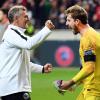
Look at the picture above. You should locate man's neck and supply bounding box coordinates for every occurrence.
[78,24,90,36]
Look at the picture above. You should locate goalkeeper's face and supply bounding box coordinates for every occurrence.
[66,14,79,35]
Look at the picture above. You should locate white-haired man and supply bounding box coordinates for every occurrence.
[0,5,55,100]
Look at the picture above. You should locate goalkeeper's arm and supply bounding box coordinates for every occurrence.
[72,61,94,83]
[60,61,95,90]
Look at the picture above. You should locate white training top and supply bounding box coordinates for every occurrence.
[0,24,51,96]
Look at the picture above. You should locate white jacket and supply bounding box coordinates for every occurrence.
[0,24,51,96]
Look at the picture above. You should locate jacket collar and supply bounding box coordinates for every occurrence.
[8,24,26,33]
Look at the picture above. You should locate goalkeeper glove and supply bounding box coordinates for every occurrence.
[53,80,66,95]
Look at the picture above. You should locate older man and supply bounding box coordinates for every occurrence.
[0,5,55,100]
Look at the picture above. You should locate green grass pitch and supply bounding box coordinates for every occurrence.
[31,67,82,100]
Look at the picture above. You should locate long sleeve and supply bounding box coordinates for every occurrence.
[3,26,51,49]
[72,62,95,83]
[29,62,43,73]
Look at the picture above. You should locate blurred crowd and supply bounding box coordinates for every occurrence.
[0,0,100,29]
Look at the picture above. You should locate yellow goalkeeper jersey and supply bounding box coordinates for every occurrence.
[79,27,100,96]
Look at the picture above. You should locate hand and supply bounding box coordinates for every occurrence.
[53,80,75,95]
[45,20,55,30]
[53,80,66,95]
[43,63,52,73]
[60,80,75,90]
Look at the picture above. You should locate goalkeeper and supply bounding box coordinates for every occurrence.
[54,5,100,100]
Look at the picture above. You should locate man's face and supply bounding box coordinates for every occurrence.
[16,10,29,29]
[66,14,79,35]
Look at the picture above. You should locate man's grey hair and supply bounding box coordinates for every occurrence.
[8,5,27,23]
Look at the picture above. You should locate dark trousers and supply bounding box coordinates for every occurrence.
[1,92,31,100]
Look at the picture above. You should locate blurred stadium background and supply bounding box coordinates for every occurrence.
[0,0,100,100]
